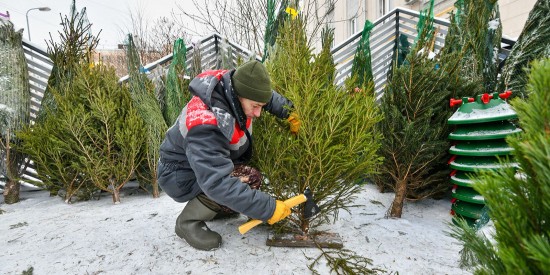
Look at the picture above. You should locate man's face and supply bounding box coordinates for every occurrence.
[239,97,265,118]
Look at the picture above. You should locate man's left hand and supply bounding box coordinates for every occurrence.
[287,112,300,134]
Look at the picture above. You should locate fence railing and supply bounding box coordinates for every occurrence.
[118,33,257,83]
[331,7,515,102]
[6,7,516,188]
[22,40,54,123]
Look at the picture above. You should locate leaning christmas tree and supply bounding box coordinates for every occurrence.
[254,15,382,234]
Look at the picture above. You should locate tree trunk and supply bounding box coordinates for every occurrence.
[151,178,159,198]
[3,178,20,204]
[112,189,121,204]
[300,216,310,234]
[389,179,407,218]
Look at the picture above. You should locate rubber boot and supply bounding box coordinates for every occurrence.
[175,197,222,251]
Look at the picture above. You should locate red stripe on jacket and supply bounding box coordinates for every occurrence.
[186,96,252,145]
[186,96,217,129]
[196,69,228,80]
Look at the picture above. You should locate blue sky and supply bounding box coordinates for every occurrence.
[0,0,199,50]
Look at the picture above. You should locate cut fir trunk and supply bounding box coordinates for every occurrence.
[3,178,20,204]
[389,179,408,218]
[151,178,159,198]
[112,189,121,204]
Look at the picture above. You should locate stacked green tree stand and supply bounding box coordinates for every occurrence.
[447,91,520,225]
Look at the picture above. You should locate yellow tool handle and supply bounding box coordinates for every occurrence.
[238,194,307,235]
[238,220,263,235]
[282,194,307,208]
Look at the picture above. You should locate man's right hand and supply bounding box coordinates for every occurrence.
[267,200,291,224]
[287,112,300,134]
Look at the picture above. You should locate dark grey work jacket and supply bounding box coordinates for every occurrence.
[159,69,292,221]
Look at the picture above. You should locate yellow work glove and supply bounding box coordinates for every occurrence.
[267,200,292,225]
[287,112,300,134]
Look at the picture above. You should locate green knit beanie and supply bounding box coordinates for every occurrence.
[232,60,272,103]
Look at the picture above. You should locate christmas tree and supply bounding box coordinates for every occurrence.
[19,63,145,203]
[451,58,550,274]
[125,34,167,198]
[440,0,502,95]
[374,6,464,217]
[163,38,190,125]
[16,4,101,200]
[254,15,382,234]
[0,19,30,204]
[39,0,99,121]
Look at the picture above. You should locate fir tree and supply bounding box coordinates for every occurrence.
[19,63,145,203]
[374,9,462,217]
[125,34,167,198]
[256,14,382,274]
[18,3,100,199]
[40,0,100,121]
[451,58,550,274]
[256,16,382,234]
[163,38,190,125]
[440,0,502,95]
[0,19,30,204]
[350,21,374,89]
[498,0,550,99]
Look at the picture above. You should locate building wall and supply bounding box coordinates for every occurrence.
[499,0,537,38]
[316,0,537,50]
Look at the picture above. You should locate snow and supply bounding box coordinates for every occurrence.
[0,183,472,274]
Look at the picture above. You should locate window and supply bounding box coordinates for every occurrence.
[350,17,357,35]
[378,0,394,17]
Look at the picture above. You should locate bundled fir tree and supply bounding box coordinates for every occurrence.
[373,8,464,217]
[125,34,167,198]
[255,16,382,234]
[262,0,289,62]
[0,19,30,204]
[440,0,502,95]
[451,58,550,274]
[350,20,374,89]
[162,38,190,125]
[498,0,550,99]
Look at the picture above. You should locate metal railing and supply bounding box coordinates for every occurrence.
[118,33,258,83]
[331,7,515,101]
[22,40,53,123]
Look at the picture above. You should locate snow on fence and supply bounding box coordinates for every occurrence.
[6,7,516,188]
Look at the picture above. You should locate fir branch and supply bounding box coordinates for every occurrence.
[306,243,383,275]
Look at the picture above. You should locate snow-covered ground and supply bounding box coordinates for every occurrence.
[1,183,471,274]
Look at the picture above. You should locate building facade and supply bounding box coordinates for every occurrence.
[310,0,536,50]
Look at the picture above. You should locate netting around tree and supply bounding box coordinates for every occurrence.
[164,38,188,125]
[262,0,290,62]
[0,19,30,202]
[0,19,29,140]
[351,20,374,88]
[414,0,434,45]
